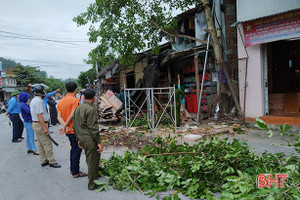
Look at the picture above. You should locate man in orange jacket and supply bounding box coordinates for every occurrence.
[57,82,87,178]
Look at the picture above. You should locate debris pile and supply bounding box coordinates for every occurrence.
[100,127,155,149]
[98,90,123,122]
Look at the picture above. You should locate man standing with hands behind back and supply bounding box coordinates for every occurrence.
[57,82,87,178]
[73,89,104,190]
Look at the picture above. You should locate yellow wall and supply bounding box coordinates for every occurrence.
[118,57,147,89]
[119,70,126,88]
[134,58,147,84]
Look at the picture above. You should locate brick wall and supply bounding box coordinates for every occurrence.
[223,0,238,80]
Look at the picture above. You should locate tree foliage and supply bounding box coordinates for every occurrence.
[85,46,115,69]
[34,70,47,78]
[2,57,65,92]
[73,0,201,65]
[98,134,300,199]
[13,64,45,86]
[77,68,97,88]
[63,78,77,83]
[44,77,65,93]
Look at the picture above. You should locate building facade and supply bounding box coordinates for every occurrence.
[236,0,300,124]
[0,63,18,101]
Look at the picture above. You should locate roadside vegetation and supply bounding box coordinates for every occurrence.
[96,120,300,199]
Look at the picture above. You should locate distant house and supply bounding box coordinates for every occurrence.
[0,68,19,101]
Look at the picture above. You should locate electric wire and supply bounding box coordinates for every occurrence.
[0,31,91,49]
[0,30,89,42]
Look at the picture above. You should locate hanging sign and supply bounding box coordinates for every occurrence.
[243,10,300,47]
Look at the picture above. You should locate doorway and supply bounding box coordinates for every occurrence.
[267,39,300,116]
[126,72,135,88]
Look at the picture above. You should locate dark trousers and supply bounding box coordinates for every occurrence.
[9,114,24,142]
[66,134,82,175]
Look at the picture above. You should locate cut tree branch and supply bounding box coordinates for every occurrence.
[145,151,205,157]
[149,20,207,44]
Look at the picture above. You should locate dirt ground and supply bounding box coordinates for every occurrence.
[99,115,300,158]
[100,118,264,148]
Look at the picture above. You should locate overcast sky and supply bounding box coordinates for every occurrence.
[0,0,97,80]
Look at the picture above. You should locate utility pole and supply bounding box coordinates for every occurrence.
[95,62,101,94]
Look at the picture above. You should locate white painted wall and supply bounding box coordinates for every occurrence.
[237,0,300,22]
[237,25,264,118]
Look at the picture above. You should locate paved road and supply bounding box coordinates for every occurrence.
[220,127,299,156]
[0,113,166,200]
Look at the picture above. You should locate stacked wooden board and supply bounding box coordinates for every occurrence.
[98,90,123,122]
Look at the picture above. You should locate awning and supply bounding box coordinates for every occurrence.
[1,87,16,92]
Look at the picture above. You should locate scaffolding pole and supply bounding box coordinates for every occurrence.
[125,86,176,137]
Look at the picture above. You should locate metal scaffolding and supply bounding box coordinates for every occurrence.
[124,86,176,137]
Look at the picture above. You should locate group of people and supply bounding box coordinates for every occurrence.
[6,82,103,190]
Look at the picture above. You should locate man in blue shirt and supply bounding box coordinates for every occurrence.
[6,90,24,143]
[43,88,61,110]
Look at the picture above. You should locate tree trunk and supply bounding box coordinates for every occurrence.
[203,0,242,116]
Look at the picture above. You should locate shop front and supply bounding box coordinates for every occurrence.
[238,9,300,125]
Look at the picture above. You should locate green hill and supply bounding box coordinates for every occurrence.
[0,57,19,68]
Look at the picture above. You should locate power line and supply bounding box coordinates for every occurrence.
[0,31,92,49]
[0,30,89,42]
[3,57,91,67]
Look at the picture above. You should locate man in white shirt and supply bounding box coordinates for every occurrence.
[30,84,61,168]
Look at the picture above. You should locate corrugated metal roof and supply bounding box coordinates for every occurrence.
[98,59,125,78]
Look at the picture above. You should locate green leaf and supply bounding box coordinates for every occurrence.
[266,195,275,200]
[225,176,239,182]
[191,163,201,173]
[279,123,290,136]
[255,118,270,130]
[285,164,296,172]
[238,185,248,193]
[267,130,273,138]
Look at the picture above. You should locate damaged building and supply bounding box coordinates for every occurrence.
[98,0,239,120]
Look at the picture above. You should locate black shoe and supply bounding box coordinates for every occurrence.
[19,137,25,139]
[12,140,22,143]
[41,161,49,167]
[33,151,39,155]
[49,163,61,168]
[27,150,33,154]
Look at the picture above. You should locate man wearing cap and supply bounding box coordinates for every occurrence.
[30,84,61,168]
[7,90,24,143]
[85,83,91,89]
